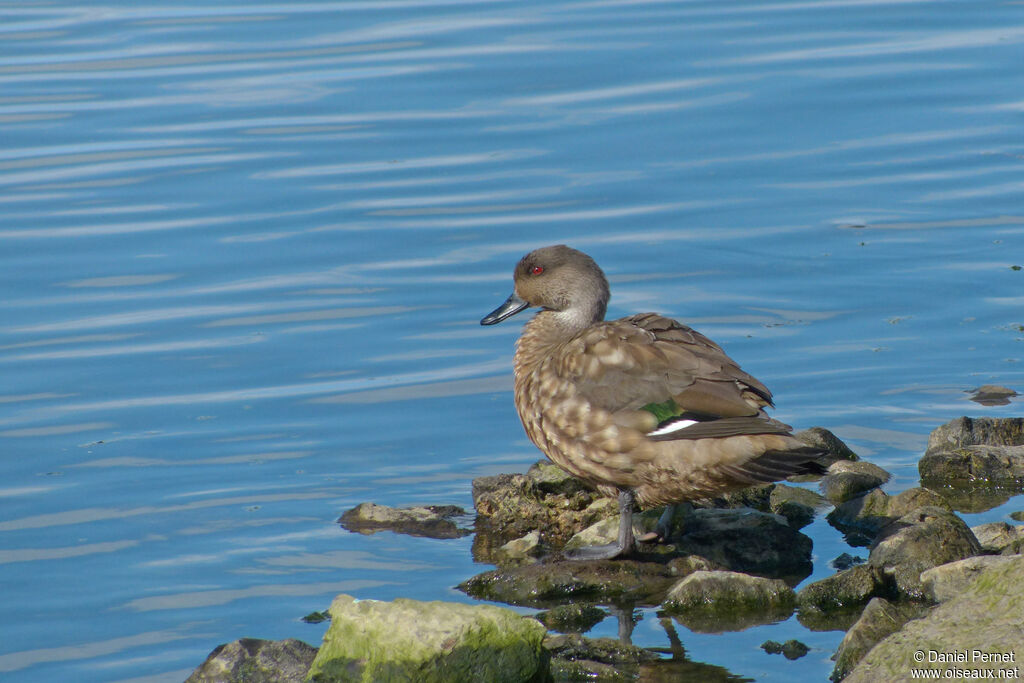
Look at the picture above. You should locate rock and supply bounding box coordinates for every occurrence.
[968,385,1017,406]
[868,506,982,600]
[458,559,678,608]
[544,633,657,681]
[926,416,1024,451]
[472,462,613,551]
[662,570,795,633]
[1010,510,1024,522]
[535,604,607,634]
[797,564,888,613]
[338,502,471,539]
[919,554,1023,602]
[498,531,544,562]
[769,483,827,529]
[843,556,1024,682]
[675,508,814,581]
[827,487,951,546]
[970,521,1024,553]
[831,598,928,681]
[830,553,866,571]
[819,461,890,504]
[186,638,317,683]
[307,594,549,683]
[703,483,774,513]
[794,426,860,463]
[761,639,810,660]
[920,417,1024,486]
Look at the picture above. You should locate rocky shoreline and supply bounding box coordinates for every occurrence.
[187,416,1024,682]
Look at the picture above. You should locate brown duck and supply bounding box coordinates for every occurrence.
[481,245,824,560]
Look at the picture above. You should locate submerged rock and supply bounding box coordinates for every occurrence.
[761,639,810,660]
[458,559,678,608]
[868,506,982,600]
[830,553,866,571]
[544,633,658,681]
[535,604,607,634]
[843,556,1024,682]
[827,487,951,546]
[831,598,928,681]
[186,638,317,683]
[662,570,795,633]
[819,461,891,504]
[307,594,549,683]
[968,385,1017,406]
[339,502,471,539]
[970,521,1024,554]
[919,554,1023,603]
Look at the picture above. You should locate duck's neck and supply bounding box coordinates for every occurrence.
[514,307,603,373]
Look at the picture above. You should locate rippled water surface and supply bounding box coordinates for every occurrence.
[3,1,1024,681]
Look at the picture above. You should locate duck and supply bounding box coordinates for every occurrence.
[481,245,824,560]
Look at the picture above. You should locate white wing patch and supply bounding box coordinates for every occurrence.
[647,419,698,438]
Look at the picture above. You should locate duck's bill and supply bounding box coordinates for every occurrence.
[480,293,530,325]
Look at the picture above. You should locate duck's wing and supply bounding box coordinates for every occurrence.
[558,312,789,440]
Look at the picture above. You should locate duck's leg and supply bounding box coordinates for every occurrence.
[636,502,691,543]
[563,489,636,560]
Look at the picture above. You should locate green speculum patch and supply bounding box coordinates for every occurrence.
[640,398,682,424]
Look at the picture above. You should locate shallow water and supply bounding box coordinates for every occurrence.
[2,1,1024,681]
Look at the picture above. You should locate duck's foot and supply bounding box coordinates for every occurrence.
[563,489,636,561]
[636,503,687,543]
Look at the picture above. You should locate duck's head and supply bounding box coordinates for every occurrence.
[480,245,610,329]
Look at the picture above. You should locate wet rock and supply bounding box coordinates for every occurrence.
[535,604,607,634]
[498,531,544,563]
[794,426,860,463]
[843,556,1024,683]
[544,633,657,682]
[970,521,1024,554]
[920,416,1024,486]
[868,506,982,600]
[831,598,928,681]
[662,570,795,633]
[677,508,814,581]
[819,461,890,504]
[186,638,317,683]
[307,594,549,683]
[472,462,613,550]
[338,502,471,539]
[1010,510,1024,522]
[769,483,827,529]
[761,639,810,660]
[703,483,774,513]
[920,554,1023,603]
[830,553,866,571]
[796,564,889,613]
[968,385,1017,407]
[458,559,678,608]
[827,487,951,546]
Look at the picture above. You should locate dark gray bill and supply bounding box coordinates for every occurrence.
[480,292,529,325]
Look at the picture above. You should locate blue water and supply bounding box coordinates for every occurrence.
[2,1,1024,681]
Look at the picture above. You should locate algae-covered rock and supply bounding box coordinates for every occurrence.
[662,570,795,632]
[827,487,951,546]
[339,502,471,539]
[868,506,982,600]
[769,483,827,529]
[307,594,549,683]
[472,462,612,550]
[831,598,928,681]
[926,416,1024,451]
[919,554,1023,603]
[186,638,317,683]
[796,564,888,613]
[535,604,607,634]
[843,556,1024,683]
[458,559,677,608]
[497,531,544,563]
[819,461,890,504]
[544,633,658,681]
[920,417,1024,486]
[761,639,810,660]
[970,521,1024,554]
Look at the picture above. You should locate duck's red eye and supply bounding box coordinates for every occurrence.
[531,266,544,275]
